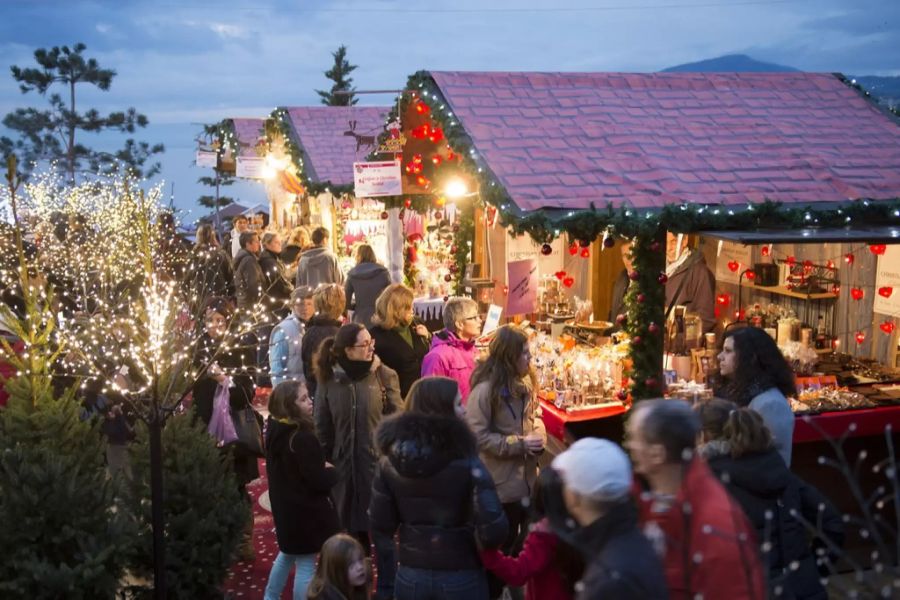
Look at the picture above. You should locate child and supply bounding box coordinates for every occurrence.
[307,533,370,600]
[480,471,583,600]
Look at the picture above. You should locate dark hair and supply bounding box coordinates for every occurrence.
[307,533,368,600]
[268,380,313,430]
[204,296,234,320]
[721,327,795,406]
[634,399,700,464]
[314,323,365,384]
[405,377,459,417]
[312,226,330,246]
[470,325,534,415]
[194,223,219,248]
[239,230,258,249]
[696,399,773,458]
[234,215,248,224]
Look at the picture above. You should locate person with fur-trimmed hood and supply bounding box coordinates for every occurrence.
[370,376,508,600]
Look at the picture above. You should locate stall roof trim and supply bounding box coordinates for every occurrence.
[229,118,266,158]
[428,71,900,213]
[703,226,900,245]
[283,106,390,186]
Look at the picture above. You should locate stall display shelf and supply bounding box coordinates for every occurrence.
[539,397,626,442]
[793,404,900,443]
[751,283,836,301]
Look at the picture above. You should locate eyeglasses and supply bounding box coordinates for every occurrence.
[352,339,375,348]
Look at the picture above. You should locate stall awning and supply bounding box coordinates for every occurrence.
[702,226,900,245]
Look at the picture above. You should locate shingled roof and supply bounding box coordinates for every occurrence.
[283,106,389,186]
[428,71,900,213]
[229,118,266,157]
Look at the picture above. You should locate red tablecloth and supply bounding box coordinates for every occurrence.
[540,398,627,442]
[793,404,900,443]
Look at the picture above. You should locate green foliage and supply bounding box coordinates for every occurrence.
[623,232,666,399]
[196,122,235,211]
[1,43,164,182]
[124,413,249,598]
[0,384,132,598]
[316,45,358,106]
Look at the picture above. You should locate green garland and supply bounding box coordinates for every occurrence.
[622,231,666,399]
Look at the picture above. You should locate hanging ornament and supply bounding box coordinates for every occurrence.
[745,270,756,281]
[433,210,443,220]
[727,261,740,272]
[761,245,770,257]
[540,243,553,256]
[869,244,887,255]
[617,389,629,402]
[844,253,855,265]
[878,286,894,298]
[562,276,575,288]
[404,198,412,209]
[603,236,616,249]
[450,245,458,254]
[554,270,566,281]
[880,320,896,335]
[648,322,660,335]
[568,243,578,256]
[615,313,627,325]
[414,101,430,115]
[632,335,642,346]
[580,247,590,258]
[657,272,668,285]
[716,293,730,306]
[636,293,646,304]
[855,331,866,345]
[786,256,796,266]
[578,239,591,248]
[628,270,640,281]
[444,274,453,282]
[449,264,459,274]
[380,211,389,220]
[649,241,661,252]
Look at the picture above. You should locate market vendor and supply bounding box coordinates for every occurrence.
[665,233,716,333]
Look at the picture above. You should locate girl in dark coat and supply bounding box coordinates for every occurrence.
[264,380,340,600]
[307,533,370,600]
[696,399,844,599]
[301,283,345,398]
[368,283,430,399]
[345,244,390,329]
[369,376,508,600]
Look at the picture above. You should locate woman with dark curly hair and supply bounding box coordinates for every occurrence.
[717,326,796,465]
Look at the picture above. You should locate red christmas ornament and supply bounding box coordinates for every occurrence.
[450,245,458,254]
[444,274,453,282]
[716,293,730,306]
[761,245,770,257]
[449,264,459,274]
[541,244,553,256]
[617,389,629,402]
[870,244,887,255]
[580,247,590,258]
[727,261,739,272]
[431,155,442,165]
[603,236,616,249]
[404,198,412,209]
[632,336,642,346]
[562,276,575,288]
[636,293,646,304]
[414,101,430,114]
[433,210,443,220]
[568,243,578,256]
[649,241,661,252]
[615,313,627,325]
[745,270,756,281]
[644,377,659,389]
[786,256,796,266]
[628,270,640,281]
[380,211,389,220]
[452,223,460,233]
[844,253,855,265]
[878,286,894,298]
[855,331,866,345]
[648,322,660,335]
[554,270,566,281]
[880,320,896,335]
[657,272,668,285]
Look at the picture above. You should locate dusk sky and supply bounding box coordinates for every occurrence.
[1,0,897,223]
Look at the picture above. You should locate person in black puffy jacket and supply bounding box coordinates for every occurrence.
[369,376,508,600]
[696,399,844,599]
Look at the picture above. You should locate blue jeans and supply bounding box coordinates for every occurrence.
[394,566,489,600]
[264,551,316,600]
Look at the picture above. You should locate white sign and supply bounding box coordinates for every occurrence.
[196,150,217,168]
[481,304,503,337]
[236,156,266,179]
[714,241,754,285]
[874,245,900,317]
[353,160,402,197]
[506,234,564,279]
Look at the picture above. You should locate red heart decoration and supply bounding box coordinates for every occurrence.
[580,247,590,258]
[855,331,866,344]
[844,253,855,265]
[554,270,566,280]
[786,256,796,266]
[870,244,887,255]
[727,261,739,272]
[761,245,770,257]
[568,244,578,256]
[716,293,730,306]
[880,321,896,335]
[851,288,864,300]
[562,276,575,288]
[878,287,893,298]
[746,270,756,281]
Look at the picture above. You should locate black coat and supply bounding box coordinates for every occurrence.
[301,316,342,398]
[369,411,508,571]
[264,417,340,554]
[705,445,843,599]
[184,246,235,300]
[259,248,293,317]
[573,501,669,600]
[369,324,430,399]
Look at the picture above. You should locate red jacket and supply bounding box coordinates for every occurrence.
[480,519,572,600]
[635,458,766,600]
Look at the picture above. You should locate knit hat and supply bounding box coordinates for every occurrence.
[552,437,632,501]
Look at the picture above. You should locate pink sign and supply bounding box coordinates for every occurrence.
[506,259,538,315]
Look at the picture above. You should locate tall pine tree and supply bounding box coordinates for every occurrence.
[316,45,358,106]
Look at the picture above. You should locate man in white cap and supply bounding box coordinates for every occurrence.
[551,437,668,599]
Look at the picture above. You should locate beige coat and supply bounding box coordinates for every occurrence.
[466,379,546,503]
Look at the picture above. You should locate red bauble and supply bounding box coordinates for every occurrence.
[761,245,770,257]
[615,313,627,325]
[433,210,443,220]
[580,247,590,258]
[443,295,449,302]
[870,244,887,255]
[649,241,661,252]
[657,272,668,284]
[562,276,575,288]
[786,256,796,266]
[450,245,458,254]
[716,293,730,306]
[628,270,640,281]
[452,223,460,233]
[727,260,739,272]
[603,236,616,249]
[844,253,855,265]
[878,286,893,298]
[636,293,646,304]
[644,377,659,389]
[404,198,412,208]
[632,335,642,345]
[880,320,896,334]
[541,243,553,256]
[617,389,629,401]
[855,331,866,345]
[444,274,453,282]
[568,243,578,256]
[380,211,389,220]
[745,270,756,281]
[449,264,459,274]
[648,322,660,334]
[851,288,864,300]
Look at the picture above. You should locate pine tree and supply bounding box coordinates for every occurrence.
[316,45,358,106]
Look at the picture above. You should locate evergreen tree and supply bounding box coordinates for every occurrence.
[316,45,358,106]
[1,43,164,182]
[124,413,250,598]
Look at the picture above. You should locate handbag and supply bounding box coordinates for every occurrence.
[207,381,238,447]
[231,404,265,457]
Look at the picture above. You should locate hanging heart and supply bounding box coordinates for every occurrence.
[562,276,575,288]
[727,261,739,272]
[746,270,756,281]
[855,331,866,345]
[761,245,770,257]
[568,243,578,256]
[786,256,796,266]
[878,287,893,298]
[880,320,896,335]
[844,253,855,265]
[580,247,590,258]
[554,270,566,281]
[716,293,730,306]
[869,244,887,255]
[851,288,864,300]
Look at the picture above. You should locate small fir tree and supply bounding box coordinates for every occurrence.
[316,45,358,106]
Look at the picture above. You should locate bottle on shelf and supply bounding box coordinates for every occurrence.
[815,315,826,349]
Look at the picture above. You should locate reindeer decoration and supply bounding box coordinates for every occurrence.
[343,120,376,152]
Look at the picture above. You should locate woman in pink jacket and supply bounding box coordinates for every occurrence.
[420,296,481,403]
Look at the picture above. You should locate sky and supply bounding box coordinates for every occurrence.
[0,0,897,223]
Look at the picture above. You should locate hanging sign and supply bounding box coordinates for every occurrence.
[481,304,503,337]
[236,156,266,179]
[714,241,753,285]
[506,258,539,316]
[873,245,900,317]
[353,160,402,197]
[196,150,218,168]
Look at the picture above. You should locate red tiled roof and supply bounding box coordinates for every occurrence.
[284,106,389,186]
[428,71,900,212]
[230,118,266,157]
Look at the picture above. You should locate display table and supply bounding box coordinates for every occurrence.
[793,404,900,443]
[540,398,627,442]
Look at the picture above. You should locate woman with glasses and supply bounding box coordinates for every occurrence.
[313,322,402,595]
[466,325,547,600]
[421,296,482,403]
[369,284,431,399]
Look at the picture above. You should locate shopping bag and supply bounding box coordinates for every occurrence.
[207,382,238,446]
[231,405,265,457]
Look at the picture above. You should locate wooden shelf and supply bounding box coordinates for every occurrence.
[749,284,836,300]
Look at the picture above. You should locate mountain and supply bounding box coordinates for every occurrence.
[849,76,900,109]
[662,54,798,73]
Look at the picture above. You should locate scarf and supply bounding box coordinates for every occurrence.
[396,325,413,348]
[337,355,374,382]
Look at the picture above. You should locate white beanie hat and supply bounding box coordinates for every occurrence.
[552,437,632,501]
